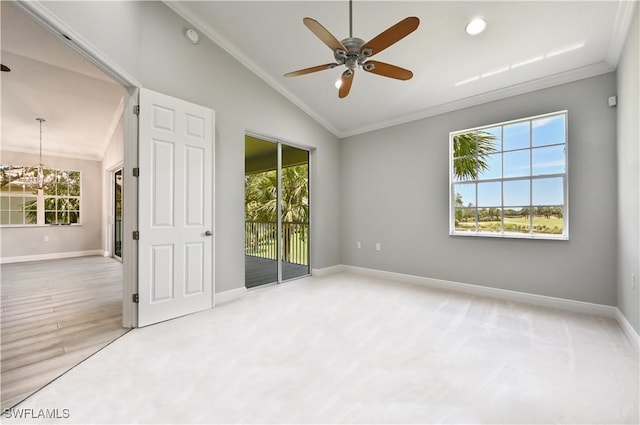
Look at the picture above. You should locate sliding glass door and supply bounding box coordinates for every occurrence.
[245,137,278,287]
[280,145,309,280]
[244,136,309,288]
[114,168,123,260]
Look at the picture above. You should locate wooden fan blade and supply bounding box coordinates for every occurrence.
[284,63,338,77]
[339,70,354,98]
[303,18,346,53]
[361,17,419,57]
[363,61,413,80]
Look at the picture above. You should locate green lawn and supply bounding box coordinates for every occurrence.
[505,216,562,227]
[457,215,563,234]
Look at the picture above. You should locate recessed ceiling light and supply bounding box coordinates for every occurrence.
[334,78,343,89]
[465,18,486,36]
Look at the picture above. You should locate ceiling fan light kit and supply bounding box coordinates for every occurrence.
[284,0,420,98]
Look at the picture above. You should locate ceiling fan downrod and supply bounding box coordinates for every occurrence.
[336,1,368,71]
[283,0,420,98]
[349,0,353,38]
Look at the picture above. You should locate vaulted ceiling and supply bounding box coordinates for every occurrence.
[168,1,635,137]
[1,1,124,161]
[1,1,635,161]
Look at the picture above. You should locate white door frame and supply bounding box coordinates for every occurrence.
[245,131,313,285]
[106,163,124,261]
[17,1,141,327]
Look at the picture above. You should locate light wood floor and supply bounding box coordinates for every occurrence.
[0,256,129,410]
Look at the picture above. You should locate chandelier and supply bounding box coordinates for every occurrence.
[20,118,47,190]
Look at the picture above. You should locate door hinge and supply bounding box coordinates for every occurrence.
[132,293,139,303]
[133,105,140,115]
[133,230,139,240]
[132,167,140,177]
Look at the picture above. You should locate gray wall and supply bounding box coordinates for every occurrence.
[616,7,640,333]
[40,1,341,293]
[340,73,618,306]
[0,150,102,258]
[25,2,633,316]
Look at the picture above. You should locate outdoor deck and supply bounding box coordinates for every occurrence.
[245,255,309,288]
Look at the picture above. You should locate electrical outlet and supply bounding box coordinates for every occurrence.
[356,241,361,249]
[375,243,381,251]
[44,236,49,242]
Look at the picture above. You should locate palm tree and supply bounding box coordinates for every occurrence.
[245,170,278,222]
[453,131,498,180]
[245,164,308,263]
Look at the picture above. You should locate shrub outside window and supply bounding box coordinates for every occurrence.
[43,169,81,224]
[450,111,568,239]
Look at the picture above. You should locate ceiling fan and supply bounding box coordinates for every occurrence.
[284,0,419,98]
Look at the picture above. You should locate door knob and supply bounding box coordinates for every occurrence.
[205,230,213,236]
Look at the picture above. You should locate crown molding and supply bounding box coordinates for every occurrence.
[338,61,615,138]
[163,1,625,141]
[164,1,342,138]
[606,0,637,67]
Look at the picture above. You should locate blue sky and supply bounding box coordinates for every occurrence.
[454,113,566,209]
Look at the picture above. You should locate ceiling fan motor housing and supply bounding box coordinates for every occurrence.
[285,14,419,97]
[335,37,370,70]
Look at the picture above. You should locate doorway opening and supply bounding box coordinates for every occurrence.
[0,1,137,410]
[113,167,123,261]
[245,135,310,288]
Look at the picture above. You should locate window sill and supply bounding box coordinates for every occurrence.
[0,224,82,229]
[450,231,568,241]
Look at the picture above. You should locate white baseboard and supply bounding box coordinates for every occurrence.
[215,287,247,306]
[312,264,346,277]
[318,265,639,351]
[615,308,640,351]
[0,250,105,264]
[342,265,618,319]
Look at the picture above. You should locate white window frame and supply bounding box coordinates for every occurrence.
[43,169,82,226]
[449,110,569,240]
[0,188,38,226]
[0,166,82,227]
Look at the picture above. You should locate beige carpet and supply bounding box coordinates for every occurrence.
[3,272,638,424]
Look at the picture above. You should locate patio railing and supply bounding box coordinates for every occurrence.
[245,221,309,265]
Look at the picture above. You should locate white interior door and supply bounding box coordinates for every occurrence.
[138,88,214,327]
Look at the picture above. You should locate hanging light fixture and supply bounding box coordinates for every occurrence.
[18,118,47,190]
[34,118,46,189]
